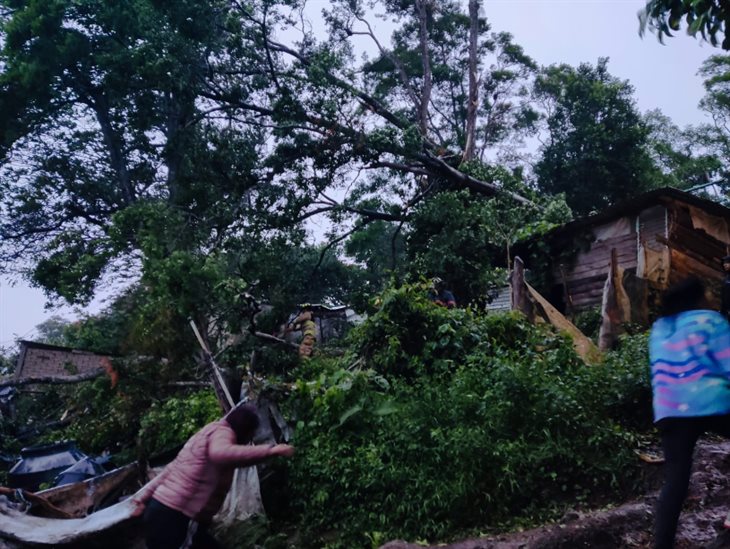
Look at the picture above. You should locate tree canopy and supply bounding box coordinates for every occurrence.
[534,58,658,216]
[640,0,730,49]
[0,0,724,352]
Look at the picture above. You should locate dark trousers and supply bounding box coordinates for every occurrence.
[143,498,222,549]
[655,414,730,549]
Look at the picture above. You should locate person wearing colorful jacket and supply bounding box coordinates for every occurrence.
[132,404,294,549]
[649,276,730,549]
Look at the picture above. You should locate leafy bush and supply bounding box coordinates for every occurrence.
[56,358,217,463]
[283,286,652,547]
[573,307,602,340]
[138,390,221,457]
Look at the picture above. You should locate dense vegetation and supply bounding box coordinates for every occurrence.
[283,286,652,547]
[0,0,727,546]
[1,284,654,548]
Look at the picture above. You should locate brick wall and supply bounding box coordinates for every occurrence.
[15,344,106,380]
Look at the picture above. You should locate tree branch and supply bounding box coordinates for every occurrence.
[0,370,105,388]
[419,150,538,207]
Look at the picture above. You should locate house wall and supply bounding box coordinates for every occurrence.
[666,202,727,304]
[549,199,730,314]
[552,216,640,311]
[15,345,106,380]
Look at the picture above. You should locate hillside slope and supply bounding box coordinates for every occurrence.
[383,439,730,549]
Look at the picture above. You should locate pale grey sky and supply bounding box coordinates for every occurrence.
[0,0,721,348]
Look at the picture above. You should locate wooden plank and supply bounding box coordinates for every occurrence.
[510,256,533,321]
[525,283,602,365]
[598,249,626,350]
[669,224,726,260]
[668,249,723,284]
[0,487,71,519]
[559,255,636,281]
[567,275,610,290]
[189,320,235,412]
[556,246,637,278]
[657,235,723,276]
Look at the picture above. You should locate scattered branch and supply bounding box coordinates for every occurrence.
[0,370,105,388]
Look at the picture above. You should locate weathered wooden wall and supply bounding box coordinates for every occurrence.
[666,202,726,304]
[550,198,730,314]
[552,218,639,311]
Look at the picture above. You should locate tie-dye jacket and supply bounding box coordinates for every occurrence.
[649,309,730,422]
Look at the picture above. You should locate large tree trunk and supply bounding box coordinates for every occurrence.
[0,370,105,388]
[416,0,433,137]
[463,0,480,162]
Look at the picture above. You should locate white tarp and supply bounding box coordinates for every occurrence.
[0,496,135,545]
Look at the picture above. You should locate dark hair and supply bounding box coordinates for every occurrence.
[225,404,260,444]
[659,276,706,317]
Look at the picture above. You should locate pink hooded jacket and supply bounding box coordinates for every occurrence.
[133,420,274,522]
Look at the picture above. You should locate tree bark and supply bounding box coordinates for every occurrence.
[416,0,433,137]
[463,0,480,162]
[90,93,136,205]
[0,370,105,388]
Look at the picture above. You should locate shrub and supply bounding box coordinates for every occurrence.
[138,390,221,457]
[284,289,651,547]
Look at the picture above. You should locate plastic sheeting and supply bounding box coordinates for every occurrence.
[214,466,264,526]
[0,495,136,545]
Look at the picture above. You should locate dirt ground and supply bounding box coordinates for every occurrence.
[382,439,730,549]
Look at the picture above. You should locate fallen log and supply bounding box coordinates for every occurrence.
[0,370,104,388]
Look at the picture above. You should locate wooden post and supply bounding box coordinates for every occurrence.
[510,256,534,322]
[559,264,574,320]
[598,249,625,351]
[189,320,235,412]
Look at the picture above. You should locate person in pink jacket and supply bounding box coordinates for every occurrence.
[132,404,294,549]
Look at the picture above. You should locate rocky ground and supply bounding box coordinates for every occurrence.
[382,439,730,549]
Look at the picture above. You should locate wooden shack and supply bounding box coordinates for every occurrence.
[526,187,730,317]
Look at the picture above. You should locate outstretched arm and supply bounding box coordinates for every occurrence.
[208,428,294,466]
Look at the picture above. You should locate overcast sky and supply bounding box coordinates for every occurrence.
[0,0,721,349]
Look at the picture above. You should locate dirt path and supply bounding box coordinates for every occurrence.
[382,439,730,549]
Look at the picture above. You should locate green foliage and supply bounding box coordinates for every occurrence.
[284,290,651,547]
[406,191,505,306]
[63,289,143,355]
[0,345,16,376]
[138,390,220,457]
[573,307,603,341]
[599,333,653,431]
[640,0,730,49]
[535,58,659,216]
[56,357,195,462]
[32,315,71,346]
[644,109,723,188]
[345,220,406,308]
[405,164,572,306]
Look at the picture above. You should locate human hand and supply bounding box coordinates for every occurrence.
[269,444,295,458]
[130,499,146,517]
